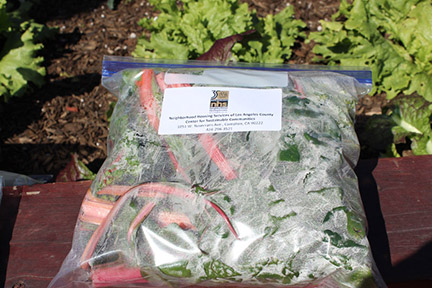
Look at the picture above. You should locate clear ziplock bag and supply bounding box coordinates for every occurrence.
[49,56,385,288]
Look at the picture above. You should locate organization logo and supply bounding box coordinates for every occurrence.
[210,90,229,111]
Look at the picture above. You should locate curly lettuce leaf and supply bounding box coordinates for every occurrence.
[231,5,306,63]
[0,0,8,32]
[133,0,305,63]
[390,96,432,155]
[0,0,51,101]
[309,0,432,101]
[134,0,253,59]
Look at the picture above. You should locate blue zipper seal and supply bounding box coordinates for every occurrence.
[102,56,372,85]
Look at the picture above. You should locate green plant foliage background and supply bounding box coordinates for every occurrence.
[309,0,432,102]
[0,0,52,102]
[309,0,432,156]
[133,0,306,63]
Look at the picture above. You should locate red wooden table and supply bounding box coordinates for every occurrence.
[1,156,432,287]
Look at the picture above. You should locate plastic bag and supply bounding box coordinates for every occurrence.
[0,170,45,186]
[0,175,3,206]
[50,57,385,288]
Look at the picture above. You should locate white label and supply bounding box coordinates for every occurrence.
[158,87,282,135]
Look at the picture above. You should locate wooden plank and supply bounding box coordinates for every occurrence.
[11,182,89,244]
[373,156,432,262]
[4,181,91,288]
[5,242,73,288]
[371,156,432,284]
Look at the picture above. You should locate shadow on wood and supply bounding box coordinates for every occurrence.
[0,187,22,287]
[390,241,432,282]
[355,158,393,279]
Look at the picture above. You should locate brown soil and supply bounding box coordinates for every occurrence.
[0,0,386,178]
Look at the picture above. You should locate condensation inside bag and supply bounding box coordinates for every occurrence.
[49,64,386,288]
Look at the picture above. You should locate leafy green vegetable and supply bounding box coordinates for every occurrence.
[323,230,365,248]
[307,187,343,199]
[249,257,299,284]
[133,0,305,63]
[270,212,297,222]
[231,5,306,63]
[323,206,366,239]
[359,96,432,157]
[357,114,396,157]
[269,199,285,206]
[348,269,376,288]
[267,184,276,192]
[55,153,96,182]
[202,259,240,280]
[107,0,116,10]
[309,0,432,101]
[323,254,353,271]
[304,132,326,146]
[389,96,432,155]
[0,0,52,101]
[310,0,432,156]
[158,261,192,278]
[255,272,283,281]
[278,144,300,162]
[264,212,297,238]
[293,108,321,118]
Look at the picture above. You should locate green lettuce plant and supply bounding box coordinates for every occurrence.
[309,0,432,101]
[359,96,432,157]
[309,0,432,156]
[0,0,51,102]
[133,0,305,63]
[389,96,432,156]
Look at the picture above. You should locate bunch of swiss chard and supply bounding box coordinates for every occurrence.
[49,63,384,287]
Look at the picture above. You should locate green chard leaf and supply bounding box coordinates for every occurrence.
[304,132,326,146]
[323,206,366,239]
[159,261,192,278]
[202,259,240,280]
[279,144,300,162]
[323,230,365,248]
[267,184,276,192]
